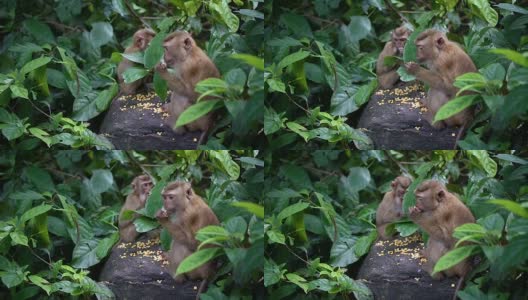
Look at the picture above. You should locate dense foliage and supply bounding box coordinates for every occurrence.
[0,0,263,150]
[264,150,528,299]
[264,0,528,150]
[0,150,264,299]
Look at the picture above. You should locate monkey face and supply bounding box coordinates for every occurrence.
[162,32,194,66]
[134,29,155,50]
[393,35,408,53]
[161,182,193,213]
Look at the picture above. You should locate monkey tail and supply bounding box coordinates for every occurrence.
[195,278,208,300]
[453,120,468,149]
[452,274,465,300]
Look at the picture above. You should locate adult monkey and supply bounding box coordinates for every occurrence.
[405,29,477,129]
[376,175,412,239]
[409,180,475,300]
[117,29,156,94]
[376,25,412,89]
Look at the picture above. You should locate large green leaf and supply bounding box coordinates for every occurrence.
[433,245,478,274]
[174,100,223,127]
[20,57,52,75]
[433,95,478,122]
[176,247,222,275]
[20,204,52,223]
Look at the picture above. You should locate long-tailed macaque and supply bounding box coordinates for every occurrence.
[405,29,477,129]
[376,25,411,89]
[376,176,412,239]
[119,174,153,242]
[155,181,219,282]
[117,29,156,94]
[155,31,220,140]
[408,180,475,280]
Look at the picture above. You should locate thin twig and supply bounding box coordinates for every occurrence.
[124,0,151,29]
[383,0,411,25]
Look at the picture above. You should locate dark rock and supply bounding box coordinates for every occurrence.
[99,91,202,150]
[358,81,460,150]
[357,234,458,300]
[99,235,200,300]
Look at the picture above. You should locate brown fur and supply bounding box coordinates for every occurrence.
[405,29,477,129]
[409,180,475,279]
[155,181,219,282]
[118,175,153,242]
[155,32,220,137]
[376,176,412,239]
[376,25,411,89]
[117,29,156,94]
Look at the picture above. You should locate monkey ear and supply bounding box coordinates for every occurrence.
[437,190,446,201]
[435,37,445,48]
[184,38,192,50]
[391,180,397,188]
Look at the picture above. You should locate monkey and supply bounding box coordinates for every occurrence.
[155,181,220,284]
[376,25,412,89]
[376,175,412,239]
[405,29,477,129]
[117,29,156,94]
[408,180,475,280]
[155,31,220,143]
[118,174,153,242]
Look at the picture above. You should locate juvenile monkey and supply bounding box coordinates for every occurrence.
[155,181,219,282]
[117,29,156,94]
[405,29,477,129]
[409,180,475,280]
[155,31,220,140]
[376,25,411,89]
[118,174,153,242]
[376,176,412,239]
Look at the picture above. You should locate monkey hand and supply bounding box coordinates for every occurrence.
[409,205,422,217]
[404,62,420,75]
[156,208,168,219]
[155,62,168,73]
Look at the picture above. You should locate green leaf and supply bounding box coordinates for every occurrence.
[231,202,264,218]
[264,107,285,135]
[176,247,222,275]
[20,204,52,223]
[209,151,240,180]
[278,51,310,70]
[90,169,114,194]
[10,231,29,246]
[175,100,223,128]
[280,13,313,38]
[28,275,51,295]
[122,67,149,84]
[488,199,528,218]
[490,49,528,67]
[144,33,164,69]
[29,127,51,147]
[433,245,478,274]
[395,222,419,237]
[266,78,286,93]
[467,150,497,177]
[467,0,498,26]
[496,3,528,14]
[433,95,478,122]
[153,72,168,100]
[121,52,144,64]
[209,0,239,32]
[285,273,309,293]
[24,19,55,44]
[347,16,372,43]
[24,166,55,192]
[403,31,420,62]
[231,53,264,71]
[71,239,99,268]
[10,85,29,99]
[277,202,309,222]
[286,122,310,142]
[90,22,113,48]
[134,217,159,233]
[20,57,52,75]
[266,230,286,244]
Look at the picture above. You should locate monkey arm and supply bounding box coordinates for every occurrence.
[412,67,454,93]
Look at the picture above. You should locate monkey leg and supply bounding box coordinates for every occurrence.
[119,224,138,243]
[120,81,142,95]
[425,89,449,129]
[378,70,400,89]
[167,241,193,282]
[377,223,388,240]
[186,261,215,280]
